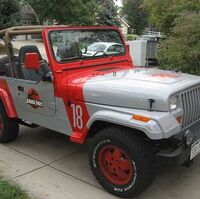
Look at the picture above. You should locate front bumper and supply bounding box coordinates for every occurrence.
[157,121,200,166]
[158,144,191,166]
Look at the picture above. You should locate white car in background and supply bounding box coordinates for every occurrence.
[138,34,166,42]
[139,35,158,41]
[82,42,125,57]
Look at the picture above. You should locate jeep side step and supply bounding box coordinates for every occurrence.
[18,119,38,128]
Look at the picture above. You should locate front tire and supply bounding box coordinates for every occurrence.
[0,103,19,143]
[89,127,157,198]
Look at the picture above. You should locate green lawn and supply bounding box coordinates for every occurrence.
[0,179,30,199]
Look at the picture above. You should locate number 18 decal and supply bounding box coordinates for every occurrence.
[71,104,83,129]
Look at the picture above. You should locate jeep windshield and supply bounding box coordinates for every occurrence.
[49,29,126,62]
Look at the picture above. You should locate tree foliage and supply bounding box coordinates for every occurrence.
[26,0,97,25]
[96,0,120,26]
[122,0,148,35]
[24,0,122,26]
[0,0,21,30]
[143,0,200,34]
[158,12,200,75]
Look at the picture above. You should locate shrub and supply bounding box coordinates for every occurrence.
[158,12,200,75]
[126,34,138,41]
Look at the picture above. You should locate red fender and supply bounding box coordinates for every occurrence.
[0,79,17,118]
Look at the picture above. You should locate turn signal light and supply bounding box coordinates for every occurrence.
[132,115,151,123]
[176,116,182,124]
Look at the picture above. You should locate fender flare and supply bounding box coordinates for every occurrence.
[0,87,17,118]
[86,110,164,140]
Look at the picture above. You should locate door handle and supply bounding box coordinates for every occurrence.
[18,86,24,92]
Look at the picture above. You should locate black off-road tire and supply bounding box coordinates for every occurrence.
[89,126,157,198]
[0,103,19,143]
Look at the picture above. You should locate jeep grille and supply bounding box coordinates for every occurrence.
[181,85,200,129]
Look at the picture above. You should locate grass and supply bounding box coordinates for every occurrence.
[0,179,30,199]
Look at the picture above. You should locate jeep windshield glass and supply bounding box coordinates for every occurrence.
[49,29,126,62]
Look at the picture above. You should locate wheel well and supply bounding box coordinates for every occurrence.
[87,120,149,140]
[0,98,4,105]
[0,98,5,110]
[0,95,17,118]
[0,98,11,117]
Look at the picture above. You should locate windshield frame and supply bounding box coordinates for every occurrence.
[48,27,127,64]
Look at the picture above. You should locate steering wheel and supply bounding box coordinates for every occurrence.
[78,48,83,58]
[93,51,107,57]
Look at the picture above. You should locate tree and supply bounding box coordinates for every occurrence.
[26,0,97,25]
[97,0,120,26]
[0,0,21,30]
[143,0,200,34]
[158,12,200,75]
[122,0,148,35]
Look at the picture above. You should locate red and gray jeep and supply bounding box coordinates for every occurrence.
[0,26,200,198]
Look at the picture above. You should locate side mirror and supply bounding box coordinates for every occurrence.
[42,72,53,83]
[25,53,40,70]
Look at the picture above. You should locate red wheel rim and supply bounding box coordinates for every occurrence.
[98,145,133,185]
[0,115,4,137]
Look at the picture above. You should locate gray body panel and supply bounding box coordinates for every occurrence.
[83,68,200,112]
[3,67,200,141]
[8,78,56,117]
[4,77,72,135]
[83,68,200,140]
[85,103,181,140]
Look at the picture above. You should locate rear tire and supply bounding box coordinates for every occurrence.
[0,103,19,143]
[89,126,157,198]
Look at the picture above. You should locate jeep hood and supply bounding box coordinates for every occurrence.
[81,68,200,111]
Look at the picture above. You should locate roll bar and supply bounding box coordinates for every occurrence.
[0,25,66,38]
[0,26,67,77]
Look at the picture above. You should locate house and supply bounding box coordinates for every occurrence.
[15,2,39,40]
[20,2,39,25]
[118,17,130,35]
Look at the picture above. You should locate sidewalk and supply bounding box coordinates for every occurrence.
[1,126,200,199]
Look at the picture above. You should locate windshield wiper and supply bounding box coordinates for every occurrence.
[60,56,81,62]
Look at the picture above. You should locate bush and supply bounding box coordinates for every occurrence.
[158,12,200,75]
[126,34,138,41]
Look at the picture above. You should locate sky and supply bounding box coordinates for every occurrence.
[115,0,122,7]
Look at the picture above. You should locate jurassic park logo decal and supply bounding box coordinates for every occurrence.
[26,88,43,108]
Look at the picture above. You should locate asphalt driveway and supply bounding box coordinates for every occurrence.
[0,126,200,199]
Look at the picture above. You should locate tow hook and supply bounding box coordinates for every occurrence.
[182,159,194,168]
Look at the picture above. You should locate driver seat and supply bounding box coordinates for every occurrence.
[18,45,50,81]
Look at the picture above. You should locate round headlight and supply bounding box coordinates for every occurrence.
[169,96,178,111]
